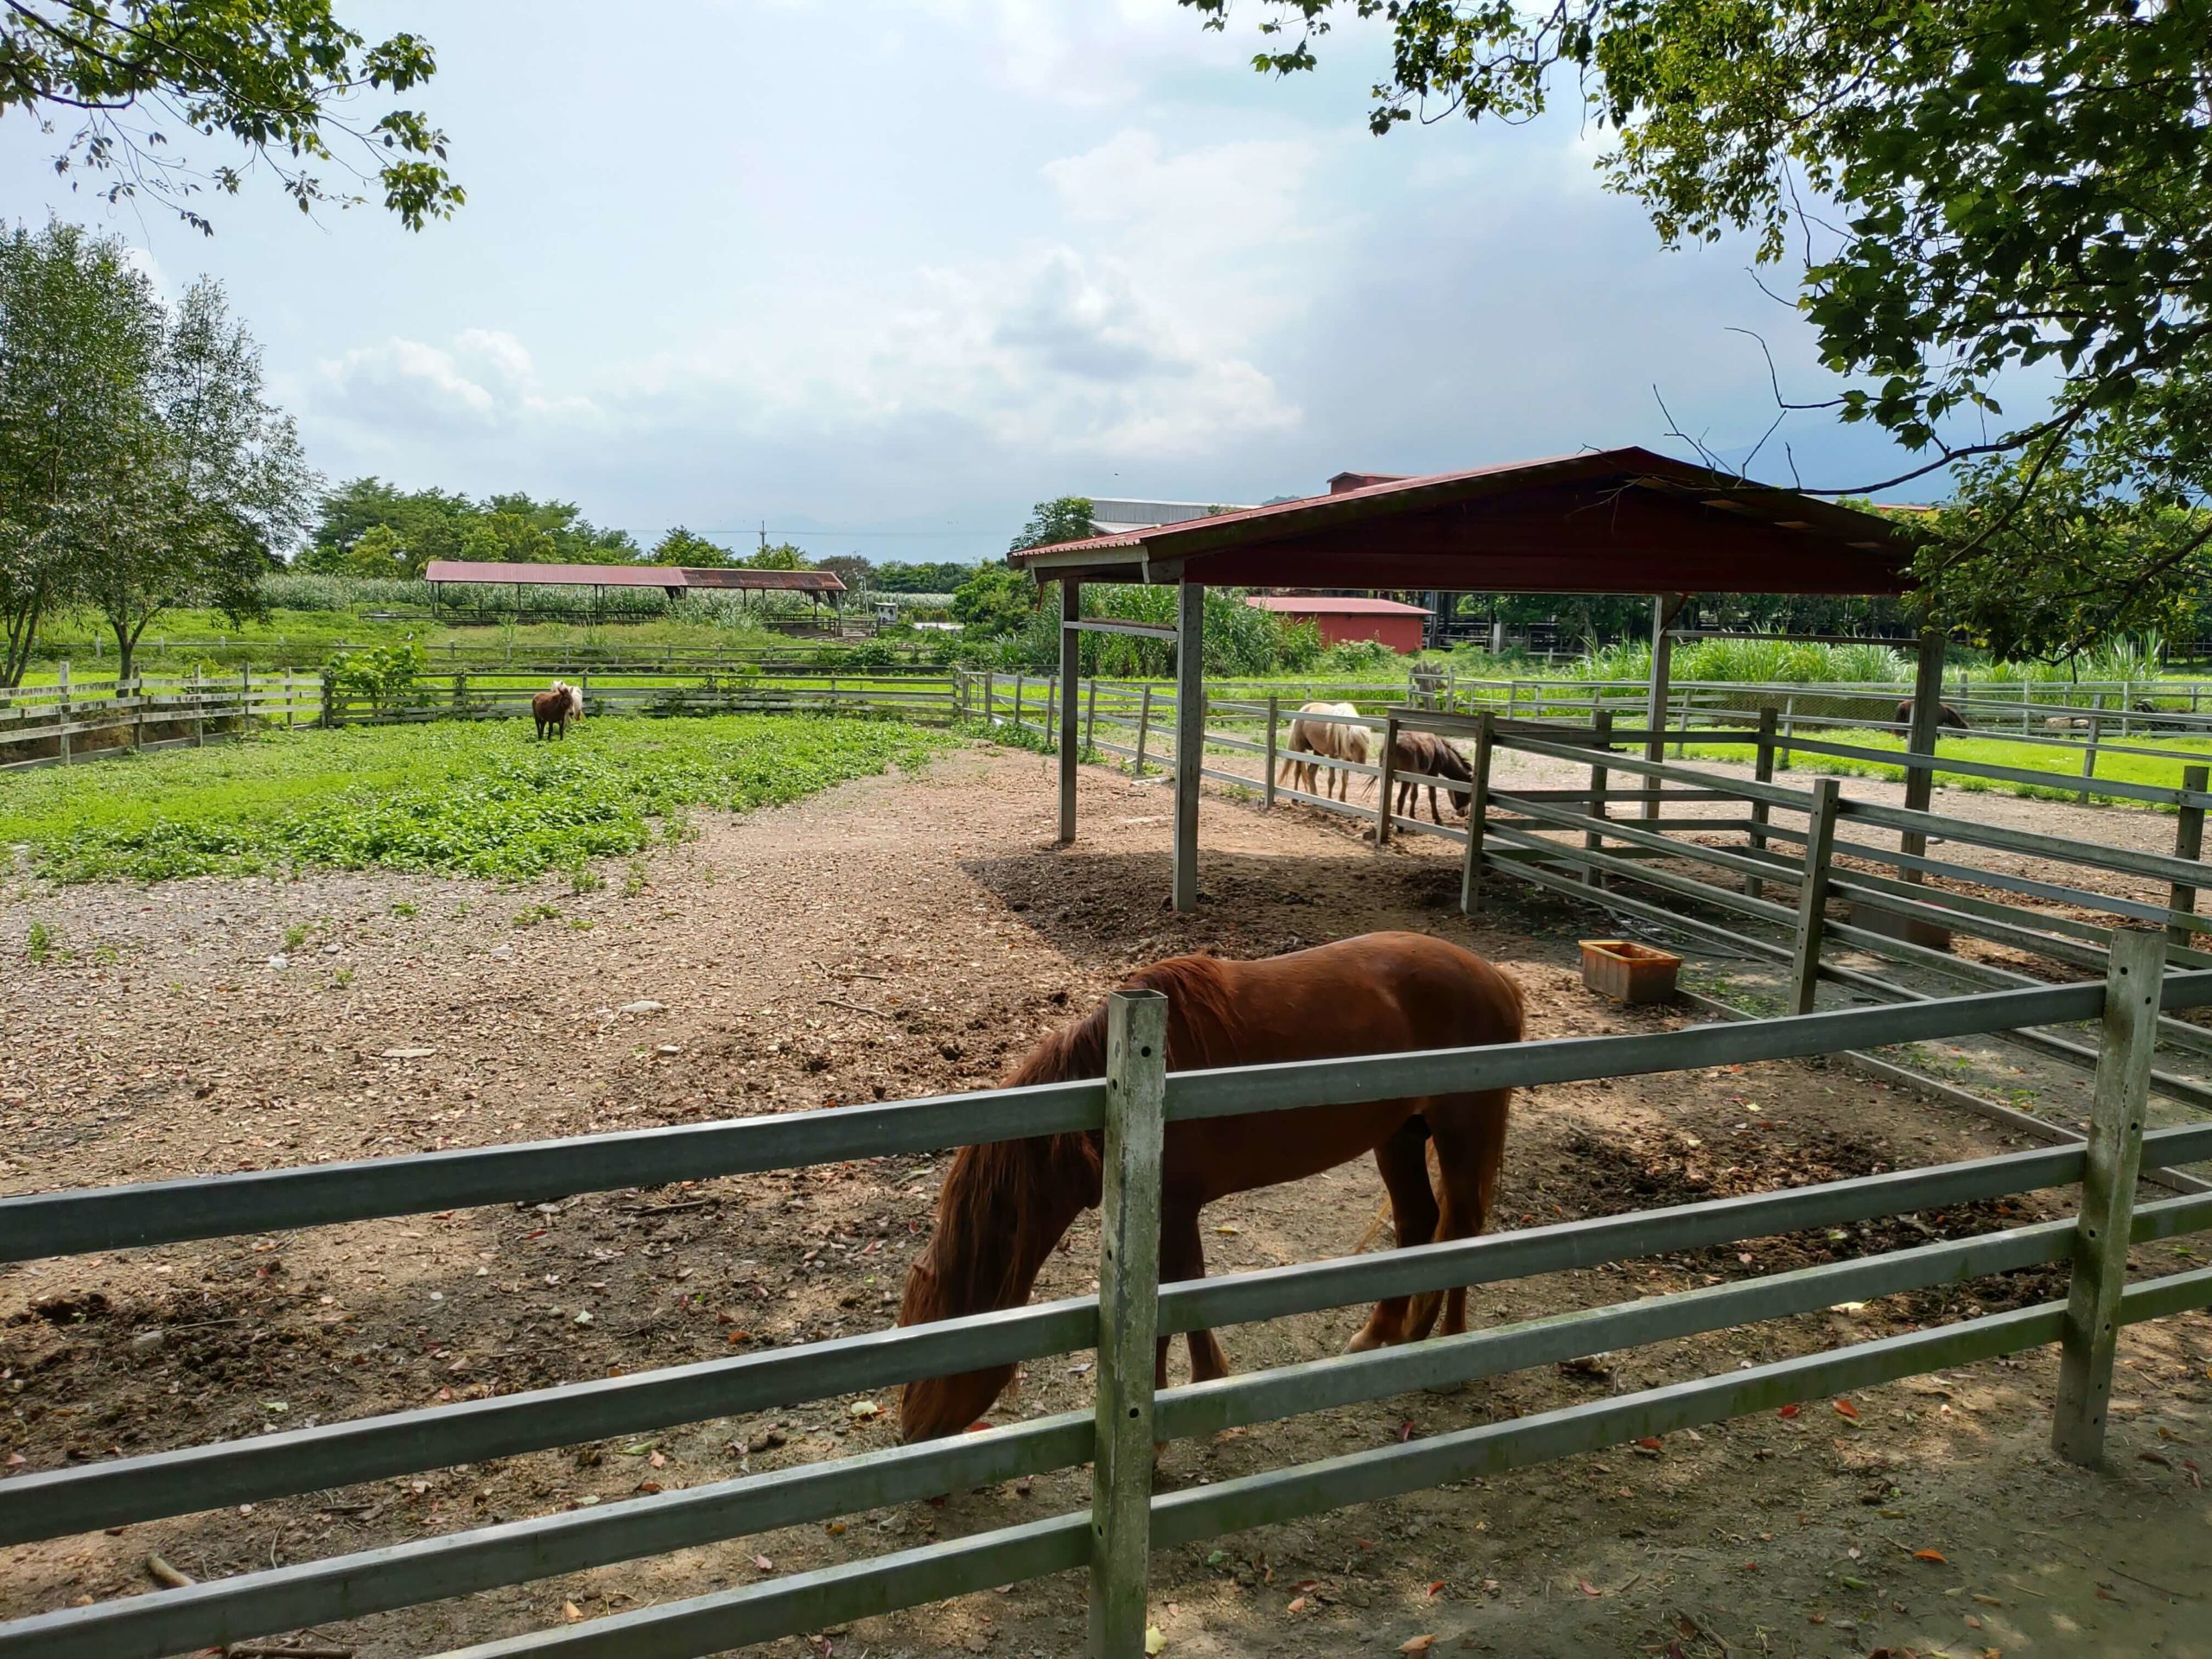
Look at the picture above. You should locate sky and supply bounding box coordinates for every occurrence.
[3,0,1946,565]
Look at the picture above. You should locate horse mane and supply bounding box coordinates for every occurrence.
[922,954,1237,1319]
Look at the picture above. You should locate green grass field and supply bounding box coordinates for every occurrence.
[0,716,951,883]
[1682,727,2212,802]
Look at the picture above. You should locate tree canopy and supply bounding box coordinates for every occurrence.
[1008,496,1096,554]
[0,222,313,681]
[3,1,461,234]
[302,480,639,575]
[1185,0,2212,653]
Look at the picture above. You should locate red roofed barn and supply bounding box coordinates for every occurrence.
[1244,594,1433,653]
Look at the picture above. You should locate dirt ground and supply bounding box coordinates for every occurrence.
[3,741,2209,1659]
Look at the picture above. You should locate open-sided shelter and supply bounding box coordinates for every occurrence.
[1007,447,1923,910]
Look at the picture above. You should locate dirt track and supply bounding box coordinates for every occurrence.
[3,741,2209,1657]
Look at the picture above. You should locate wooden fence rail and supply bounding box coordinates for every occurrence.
[3,963,2212,1658]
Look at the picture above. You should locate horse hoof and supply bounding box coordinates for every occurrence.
[1344,1329,1387,1354]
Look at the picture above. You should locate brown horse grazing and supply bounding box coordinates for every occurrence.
[1891,698,1969,732]
[531,681,584,740]
[1390,731,1473,824]
[896,931,1523,1442]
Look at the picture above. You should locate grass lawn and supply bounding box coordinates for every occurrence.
[1681,727,2212,802]
[0,715,951,883]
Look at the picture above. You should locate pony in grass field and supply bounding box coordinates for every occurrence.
[531,681,584,740]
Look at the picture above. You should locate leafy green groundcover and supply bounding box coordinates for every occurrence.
[0,715,950,882]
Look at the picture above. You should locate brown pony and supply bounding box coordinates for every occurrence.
[531,681,584,740]
[1891,698,1969,732]
[896,931,1523,1441]
[1390,731,1473,825]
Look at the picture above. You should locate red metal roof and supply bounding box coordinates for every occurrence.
[1245,595,1433,616]
[679,568,847,594]
[1009,448,1916,597]
[423,560,687,588]
[423,561,845,594]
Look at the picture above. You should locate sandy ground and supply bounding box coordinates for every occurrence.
[3,741,2209,1658]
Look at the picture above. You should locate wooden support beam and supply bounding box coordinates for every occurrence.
[2052,926,2162,1466]
[1173,582,1205,912]
[1058,582,1081,845]
[1643,595,1686,820]
[1900,630,1945,878]
[1090,988,1166,1656]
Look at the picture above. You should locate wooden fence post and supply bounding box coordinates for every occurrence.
[2081,694,2104,803]
[1085,677,1098,758]
[1788,778,1843,1014]
[1090,988,1166,1657]
[2170,764,2207,952]
[1459,711,1495,917]
[191,667,206,747]
[1582,709,1612,887]
[130,674,145,751]
[2052,925,2163,1466]
[1779,693,1797,768]
[1747,707,1777,901]
[238,665,251,741]
[283,671,296,730]
[1134,685,1152,777]
[1046,674,1058,744]
[321,675,337,729]
[1376,714,1401,846]
[983,670,995,729]
[1013,674,1026,734]
[1263,694,1279,809]
[55,661,70,767]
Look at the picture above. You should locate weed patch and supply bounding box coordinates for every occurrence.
[0,716,950,883]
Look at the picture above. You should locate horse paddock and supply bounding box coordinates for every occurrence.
[3,740,2209,1658]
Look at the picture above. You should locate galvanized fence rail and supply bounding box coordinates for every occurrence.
[5,963,2212,1658]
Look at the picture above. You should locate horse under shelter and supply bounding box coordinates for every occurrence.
[1008,447,1921,911]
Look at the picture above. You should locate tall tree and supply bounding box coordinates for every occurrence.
[0,222,162,686]
[84,276,315,679]
[1185,0,2212,652]
[646,525,729,566]
[1008,496,1095,553]
[2,2,461,234]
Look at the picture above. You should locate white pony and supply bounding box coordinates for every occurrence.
[1279,701,1370,801]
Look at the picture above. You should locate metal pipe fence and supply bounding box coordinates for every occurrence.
[4,957,2212,1658]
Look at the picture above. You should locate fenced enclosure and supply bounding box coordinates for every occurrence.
[0,671,322,772]
[3,940,2211,1658]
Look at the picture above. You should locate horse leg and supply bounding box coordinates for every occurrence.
[1408,1090,1511,1342]
[1159,1206,1230,1385]
[1346,1121,1441,1352]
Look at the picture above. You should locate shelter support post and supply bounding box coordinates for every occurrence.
[1173,582,1205,912]
[1788,778,1842,1014]
[2169,766,2207,950]
[1058,581,1081,845]
[1089,988,1166,1656]
[1643,595,1686,820]
[1900,631,1946,880]
[2052,925,2162,1465]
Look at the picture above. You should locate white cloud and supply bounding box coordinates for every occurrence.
[1044,129,1323,257]
[309,330,602,445]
